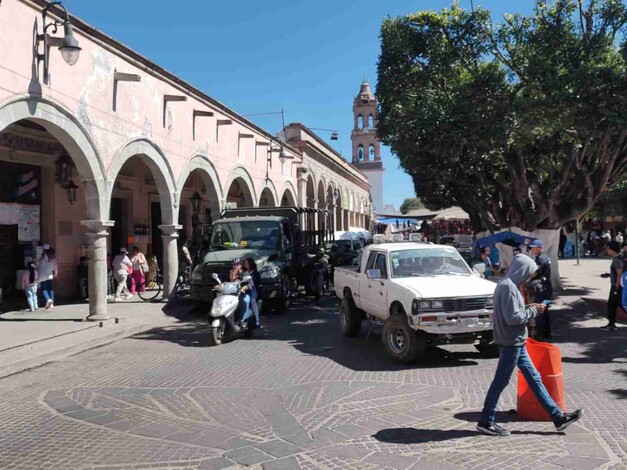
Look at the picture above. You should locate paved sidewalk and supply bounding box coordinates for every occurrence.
[0,298,185,378]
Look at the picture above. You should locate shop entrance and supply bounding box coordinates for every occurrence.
[110,197,127,253]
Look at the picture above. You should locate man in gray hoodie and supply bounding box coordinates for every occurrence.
[477,254,583,436]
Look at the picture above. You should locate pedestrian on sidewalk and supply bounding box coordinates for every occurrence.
[37,244,58,310]
[21,262,39,312]
[112,248,133,302]
[529,240,553,339]
[76,256,88,301]
[130,246,147,294]
[601,241,625,331]
[477,254,582,436]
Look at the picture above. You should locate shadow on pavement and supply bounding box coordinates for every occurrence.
[608,370,627,399]
[131,294,480,371]
[373,426,559,444]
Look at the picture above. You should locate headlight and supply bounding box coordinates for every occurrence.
[432,300,444,309]
[191,266,203,281]
[419,300,431,310]
[260,266,281,279]
[486,297,494,308]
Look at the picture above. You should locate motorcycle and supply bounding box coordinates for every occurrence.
[208,273,260,346]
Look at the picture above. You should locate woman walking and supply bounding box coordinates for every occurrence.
[38,243,58,310]
[112,248,133,301]
[22,261,39,312]
[130,246,147,294]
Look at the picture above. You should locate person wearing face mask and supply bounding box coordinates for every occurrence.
[477,254,582,436]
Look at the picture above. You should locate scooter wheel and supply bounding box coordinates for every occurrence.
[209,318,226,346]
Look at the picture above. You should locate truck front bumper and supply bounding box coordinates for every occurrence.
[190,283,214,303]
[258,281,282,300]
[409,310,493,338]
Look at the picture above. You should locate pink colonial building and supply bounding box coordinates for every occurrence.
[0,0,371,319]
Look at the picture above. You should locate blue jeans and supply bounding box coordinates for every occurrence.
[249,289,259,326]
[25,284,38,310]
[239,294,251,323]
[480,344,563,425]
[40,279,54,303]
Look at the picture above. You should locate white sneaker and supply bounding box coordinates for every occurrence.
[125,293,134,300]
[45,299,53,310]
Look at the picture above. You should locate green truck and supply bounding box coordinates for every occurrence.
[190,207,334,313]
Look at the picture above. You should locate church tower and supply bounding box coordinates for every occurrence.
[350,79,384,213]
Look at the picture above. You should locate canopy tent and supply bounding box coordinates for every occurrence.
[473,231,537,256]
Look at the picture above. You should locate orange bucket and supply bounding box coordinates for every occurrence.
[516,338,566,421]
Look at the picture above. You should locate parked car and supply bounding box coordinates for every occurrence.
[334,240,497,363]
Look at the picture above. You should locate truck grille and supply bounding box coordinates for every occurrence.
[420,297,489,313]
[442,297,488,312]
[204,264,231,284]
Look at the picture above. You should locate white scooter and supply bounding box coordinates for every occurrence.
[208,273,260,346]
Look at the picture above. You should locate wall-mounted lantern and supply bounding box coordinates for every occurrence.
[55,154,73,187]
[66,179,78,204]
[36,1,82,84]
[191,191,202,214]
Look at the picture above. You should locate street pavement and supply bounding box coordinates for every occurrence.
[0,259,625,469]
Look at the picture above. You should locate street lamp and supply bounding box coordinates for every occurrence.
[36,1,82,84]
[55,154,73,187]
[309,127,339,141]
[66,179,78,204]
[191,191,202,214]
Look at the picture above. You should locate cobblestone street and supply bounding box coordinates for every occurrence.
[0,260,625,470]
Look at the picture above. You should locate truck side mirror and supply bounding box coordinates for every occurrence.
[366,269,381,280]
[472,263,486,277]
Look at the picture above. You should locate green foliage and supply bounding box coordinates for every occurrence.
[377,0,627,231]
[399,197,425,214]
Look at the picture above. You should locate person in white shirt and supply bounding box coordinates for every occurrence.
[112,247,133,301]
[616,232,624,245]
[37,243,58,310]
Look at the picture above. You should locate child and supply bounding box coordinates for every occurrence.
[22,262,39,312]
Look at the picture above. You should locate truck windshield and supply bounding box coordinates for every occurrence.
[210,221,281,251]
[390,248,472,277]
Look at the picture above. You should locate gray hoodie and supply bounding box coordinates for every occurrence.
[492,254,539,346]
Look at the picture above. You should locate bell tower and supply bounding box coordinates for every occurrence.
[351,79,384,213]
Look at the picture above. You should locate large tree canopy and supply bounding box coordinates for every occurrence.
[377,0,627,232]
[400,197,425,213]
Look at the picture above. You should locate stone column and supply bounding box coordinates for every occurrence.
[81,220,115,321]
[159,224,182,300]
[297,171,308,207]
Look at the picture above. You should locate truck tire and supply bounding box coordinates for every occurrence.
[382,315,426,363]
[475,333,499,357]
[339,294,361,337]
[274,274,291,315]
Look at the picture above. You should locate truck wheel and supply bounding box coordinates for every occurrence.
[209,318,226,346]
[475,333,499,357]
[274,274,291,315]
[339,295,361,337]
[382,315,426,363]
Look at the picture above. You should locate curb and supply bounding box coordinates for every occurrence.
[0,316,173,379]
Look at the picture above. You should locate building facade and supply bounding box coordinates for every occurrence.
[0,0,371,319]
[350,80,384,213]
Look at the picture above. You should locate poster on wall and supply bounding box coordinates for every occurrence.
[18,205,40,242]
[0,203,19,225]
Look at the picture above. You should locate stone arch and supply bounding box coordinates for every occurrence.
[225,166,257,208]
[259,180,278,207]
[281,182,297,207]
[368,114,374,128]
[357,115,363,129]
[107,138,177,224]
[306,173,316,208]
[357,145,364,162]
[177,154,223,222]
[0,95,106,220]
[317,178,326,209]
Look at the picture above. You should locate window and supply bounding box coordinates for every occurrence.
[374,253,388,279]
[368,145,375,159]
[357,145,364,162]
[364,250,378,273]
[357,115,363,129]
[368,114,374,128]
[389,248,472,278]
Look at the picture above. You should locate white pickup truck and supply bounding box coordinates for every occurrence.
[334,241,497,363]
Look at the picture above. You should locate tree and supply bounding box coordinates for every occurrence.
[400,197,425,214]
[377,1,627,284]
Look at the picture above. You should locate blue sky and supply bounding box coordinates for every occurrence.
[67,0,536,210]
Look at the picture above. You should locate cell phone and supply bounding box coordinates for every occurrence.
[542,300,552,306]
